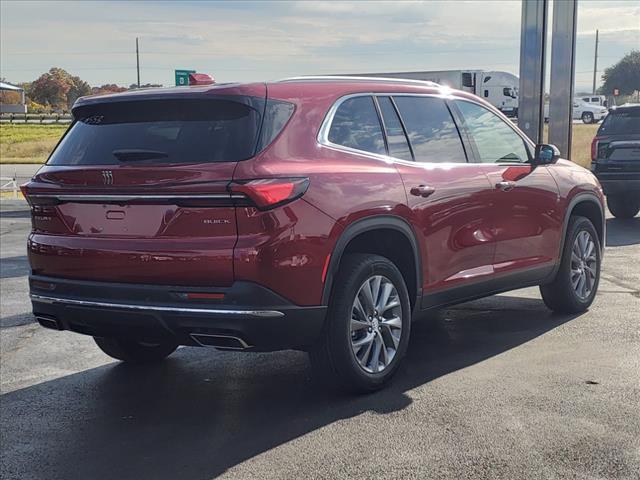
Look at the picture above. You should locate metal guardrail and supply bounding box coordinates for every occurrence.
[0,113,72,124]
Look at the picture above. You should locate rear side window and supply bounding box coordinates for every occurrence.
[393,96,467,163]
[328,96,385,155]
[256,100,295,151]
[598,108,640,135]
[48,98,264,165]
[377,97,413,161]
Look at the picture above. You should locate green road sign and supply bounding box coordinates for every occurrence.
[175,69,196,86]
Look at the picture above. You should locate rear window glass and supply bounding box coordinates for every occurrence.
[328,96,386,155]
[48,98,263,165]
[598,108,640,135]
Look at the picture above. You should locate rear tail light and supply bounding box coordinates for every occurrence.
[591,137,600,162]
[20,185,61,206]
[230,178,309,210]
[20,184,30,202]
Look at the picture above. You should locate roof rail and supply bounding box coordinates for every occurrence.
[277,75,440,87]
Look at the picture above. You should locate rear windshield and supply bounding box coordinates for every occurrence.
[598,108,640,135]
[48,97,275,165]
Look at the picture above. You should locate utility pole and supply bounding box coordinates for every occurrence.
[136,37,140,88]
[592,29,599,95]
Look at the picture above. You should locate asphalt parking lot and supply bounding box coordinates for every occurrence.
[1,199,639,480]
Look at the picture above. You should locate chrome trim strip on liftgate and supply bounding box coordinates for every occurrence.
[28,193,246,203]
[30,294,285,318]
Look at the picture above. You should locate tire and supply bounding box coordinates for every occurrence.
[607,195,640,219]
[94,337,178,364]
[310,254,412,393]
[540,216,601,314]
[582,112,594,124]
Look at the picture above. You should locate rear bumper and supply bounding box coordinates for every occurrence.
[29,276,326,351]
[594,174,640,196]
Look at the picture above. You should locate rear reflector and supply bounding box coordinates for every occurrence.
[185,292,225,300]
[230,178,309,210]
[31,280,56,291]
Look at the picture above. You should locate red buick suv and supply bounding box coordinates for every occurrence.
[23,77,605,392]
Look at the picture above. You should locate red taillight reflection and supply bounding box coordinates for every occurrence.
[231,178,309,210]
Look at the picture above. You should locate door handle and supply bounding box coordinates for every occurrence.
[410,185,436,198]
[496,180,516,192]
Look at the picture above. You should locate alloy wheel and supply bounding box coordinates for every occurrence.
[350,275,403,373]
[571,230,597,300]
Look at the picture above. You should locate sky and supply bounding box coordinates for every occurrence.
[1,0,638,92]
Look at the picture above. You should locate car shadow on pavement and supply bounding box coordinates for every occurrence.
[0,255,29,279]
[0,294,582,480]
[606,217,640,247]
[0,209,31,219]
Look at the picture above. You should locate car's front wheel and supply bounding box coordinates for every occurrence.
[582,112,594,124]
[540,215,601,313]
[94,337,178,363]
[607,195,640,219]
[310,254,411,393]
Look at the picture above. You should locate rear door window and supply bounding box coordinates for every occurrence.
[48,98,264,165]
[377,96,413,161]
[393,96,467,163]
[328,96,386,155]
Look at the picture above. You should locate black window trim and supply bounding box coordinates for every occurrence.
[371,96,390,156]
[318,92,476,165]
[374,95,415,162]
[448,97,535,165]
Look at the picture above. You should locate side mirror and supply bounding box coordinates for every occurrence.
[533,144,560,165]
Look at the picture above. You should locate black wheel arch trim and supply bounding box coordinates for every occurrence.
[548,192,605,281]
[321,215,423,307]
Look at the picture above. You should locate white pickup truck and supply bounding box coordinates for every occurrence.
[544,100,608,124]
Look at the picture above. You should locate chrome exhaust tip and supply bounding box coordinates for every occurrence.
[36,315,63,331]
[190,333,251,350]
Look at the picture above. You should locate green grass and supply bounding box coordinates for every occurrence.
[569,124,599,168]
[543,123,598,168]
[0,124,67,164]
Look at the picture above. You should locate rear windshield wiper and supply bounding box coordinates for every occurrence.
[112,149,169,161]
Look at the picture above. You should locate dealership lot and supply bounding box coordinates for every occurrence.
[1,199,638,479]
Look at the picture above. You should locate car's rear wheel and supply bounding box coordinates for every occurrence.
[310,254,411,393]
[540,216,601,313]
[94,337,178,363]
[607,195,640,219]
[582,112,594,124]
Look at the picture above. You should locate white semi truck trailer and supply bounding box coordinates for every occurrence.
[344,70,520,117]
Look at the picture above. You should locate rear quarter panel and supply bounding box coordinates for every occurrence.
[232,83,411,305]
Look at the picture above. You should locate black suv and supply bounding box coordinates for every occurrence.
[591,104,640,218]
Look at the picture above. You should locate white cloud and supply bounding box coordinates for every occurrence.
[0,0,637,87]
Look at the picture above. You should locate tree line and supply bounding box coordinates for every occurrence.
[1,67,161,113]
